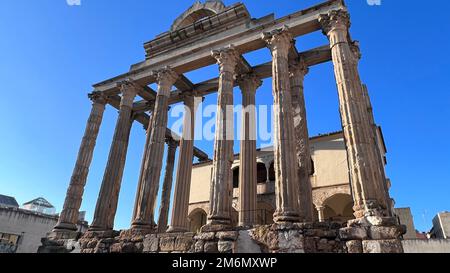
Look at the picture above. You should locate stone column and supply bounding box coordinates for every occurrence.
[316,206,325,223]
[204,46,239,229]
[262,27,300,223]
[157,138,178,233]
[237,74,261,227]
[132,67,179,231]
[265,162,271,183]
[167,95,201,233]
[132,103,155,224]
[90,81,137,231]
[54,92,107,232]
[319,10,389,218]
[289,59,314,223]
[362,83,393,217]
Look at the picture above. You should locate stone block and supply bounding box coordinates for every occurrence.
[236,230,262,253]
[121,242,137,253]
[86,239,98,249]
[204,241,219,253]
[143,234,159,252]
[110,243,122,253]
[278,230,304,252]
[159,236,175,252]
[198,232,216,241]
[218,240,234,253]
[174,236,193,252]
[339,227,368,240]
[194,240,204,253]
[216,231,238,241]
[368,226,405,240]
[362,240,404,253]
[346,240,363,253]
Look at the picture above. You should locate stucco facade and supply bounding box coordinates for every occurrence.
[187,131,390,232]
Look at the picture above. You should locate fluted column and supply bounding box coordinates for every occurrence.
[319,10,389,218]
[290,59,314,223]
[167,94,201,232]
[132,102,155,224]
[262,27,300,223]
[361,83,392,216]
[157,139,178,233]
[90,82,137,231]
[237,74,261,227]
[54,92,107,232]
[132,67,179,231]
[205,46,239,228]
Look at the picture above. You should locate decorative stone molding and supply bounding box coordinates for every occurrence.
[211,45,240,74]
[318,10,351,36]
[312,185,351,208]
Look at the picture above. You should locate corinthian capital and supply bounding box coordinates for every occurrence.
[318,9,350,36]
[236,73,262,94]
[211,45,240,73]
[289,58,309,77]
[88,91,108,105]
[262,26,293,57]
[118,80,139,103]
[154,66,179,89]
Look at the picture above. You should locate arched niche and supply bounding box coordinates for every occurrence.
[171,1,226,31]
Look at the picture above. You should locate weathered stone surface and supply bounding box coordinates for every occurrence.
[194,240,205,253]
[208,46,239,227]
[110,243,122,253]
[168,96,199,232]
[346,240,363,253]
[157,139,178,233]
[216,231,238,241]
[263,27,300,223]
[86,239,98,249]
[236,230,262,253]
[339,227,368,240]
[159,236,176,252]
[132,68,179,230]
[143,234,159,252]
[196,232,216,241]
[218,241,234,253]
[55,93,106,232]
[174,236,193,252]
[368,226,405,240]
[121,242,136,253]
[204,241,219,253]
[362,240,404,253]
[277,230,304,253]
[90,83,136,231]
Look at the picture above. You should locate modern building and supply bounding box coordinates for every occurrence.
[395,208,418,240]
[430,212,450,239]
[0,196,88,253]
[22,197,56,215]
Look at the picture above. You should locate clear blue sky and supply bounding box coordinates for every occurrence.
[0,0,449,233]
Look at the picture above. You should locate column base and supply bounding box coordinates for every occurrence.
[201,223,233,233]
[273,211,300,223]
[129,225,155,234]
[53,222,78,232]
[166,226,189,233]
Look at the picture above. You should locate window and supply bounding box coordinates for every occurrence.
[0,233,20,253]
